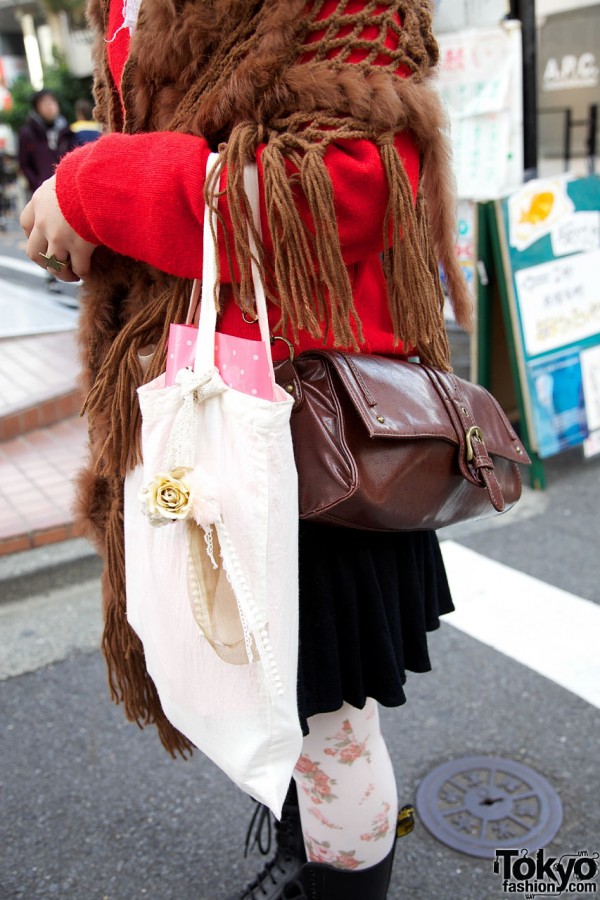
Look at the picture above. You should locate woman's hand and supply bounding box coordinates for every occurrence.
[20,175,98,282]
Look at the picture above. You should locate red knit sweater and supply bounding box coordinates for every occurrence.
[55,0,420,358]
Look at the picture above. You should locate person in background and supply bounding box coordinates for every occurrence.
[69,99,102,148]
[18,89,72,293]
[18,89,71,194]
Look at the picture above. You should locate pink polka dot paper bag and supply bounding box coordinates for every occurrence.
[166,323,275,401]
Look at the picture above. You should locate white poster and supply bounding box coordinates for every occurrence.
[515,249,600,356]
[507,176,600,255]
[508,177,576,252]
[551,212,600,257]
[464,0,510,25]
[434,0,509,33]
[434,0,467,32]
[583,430,600,459]
[581,343,600,432]
[436,23,523,199]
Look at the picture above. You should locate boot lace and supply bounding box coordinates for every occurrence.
[237,856,291,899]
[244,802,273,858]
[236,799,305,899]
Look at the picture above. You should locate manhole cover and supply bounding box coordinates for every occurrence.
[416,756,563,858]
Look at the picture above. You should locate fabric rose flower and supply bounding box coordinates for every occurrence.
[139,467,192,525]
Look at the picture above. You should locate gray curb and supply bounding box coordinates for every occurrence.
[0,538,103,605]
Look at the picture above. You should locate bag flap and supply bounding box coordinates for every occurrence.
[309,352,529,465]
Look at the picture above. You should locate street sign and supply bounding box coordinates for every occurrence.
[491,175,600,464]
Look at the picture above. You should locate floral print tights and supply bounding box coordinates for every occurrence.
[293,699,398,871]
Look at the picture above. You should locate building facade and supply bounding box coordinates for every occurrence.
[537,0,599,171]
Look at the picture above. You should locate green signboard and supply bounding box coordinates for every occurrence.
[491,175,600,468]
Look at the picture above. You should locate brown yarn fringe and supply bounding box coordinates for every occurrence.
[82,281,190,476]
[207,127,262,322]
[260,138,325,340]
[102,479,193,758]
[215,122,457,359]
[299,147,361,347]
[419,135,473,334]
[415,193,451,366]
[216,124,363,347]
[400,80,473,333]
[378,135,447,367]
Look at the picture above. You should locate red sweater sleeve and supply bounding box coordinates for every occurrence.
[56,130,418,280]
[56,132,212,278]
[55,0,419,279]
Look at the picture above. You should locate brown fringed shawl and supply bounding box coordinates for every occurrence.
[78,0,471,757]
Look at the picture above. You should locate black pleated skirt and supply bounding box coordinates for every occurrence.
[296,521,454,734]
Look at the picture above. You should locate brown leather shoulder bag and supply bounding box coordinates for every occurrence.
[274,351,531,531]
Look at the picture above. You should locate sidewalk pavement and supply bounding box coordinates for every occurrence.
[0,221,86,556]
[0,419,87,555]
[0,333,86,555]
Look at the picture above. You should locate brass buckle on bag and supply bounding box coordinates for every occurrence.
[466,425,485,462]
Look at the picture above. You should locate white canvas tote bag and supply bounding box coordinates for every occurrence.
[123,155,302,817]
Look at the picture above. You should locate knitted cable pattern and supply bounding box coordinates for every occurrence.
[301,0,438,76]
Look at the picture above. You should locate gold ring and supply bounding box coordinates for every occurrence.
[39,252,69,272]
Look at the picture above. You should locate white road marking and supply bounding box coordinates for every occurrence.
[441,540,600,709]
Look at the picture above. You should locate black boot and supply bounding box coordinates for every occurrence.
[227,781,307,900]
[280,805,415,900]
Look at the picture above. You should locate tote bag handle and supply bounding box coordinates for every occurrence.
[194,153,275,388]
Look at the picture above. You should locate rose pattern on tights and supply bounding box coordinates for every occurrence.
[359,782,376,805]
[303,835,364,869]
[323,719,372,766]
[307,806,343,830]
[295,754,338,805]
[294,703,396,872]
[360,801,392,842]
